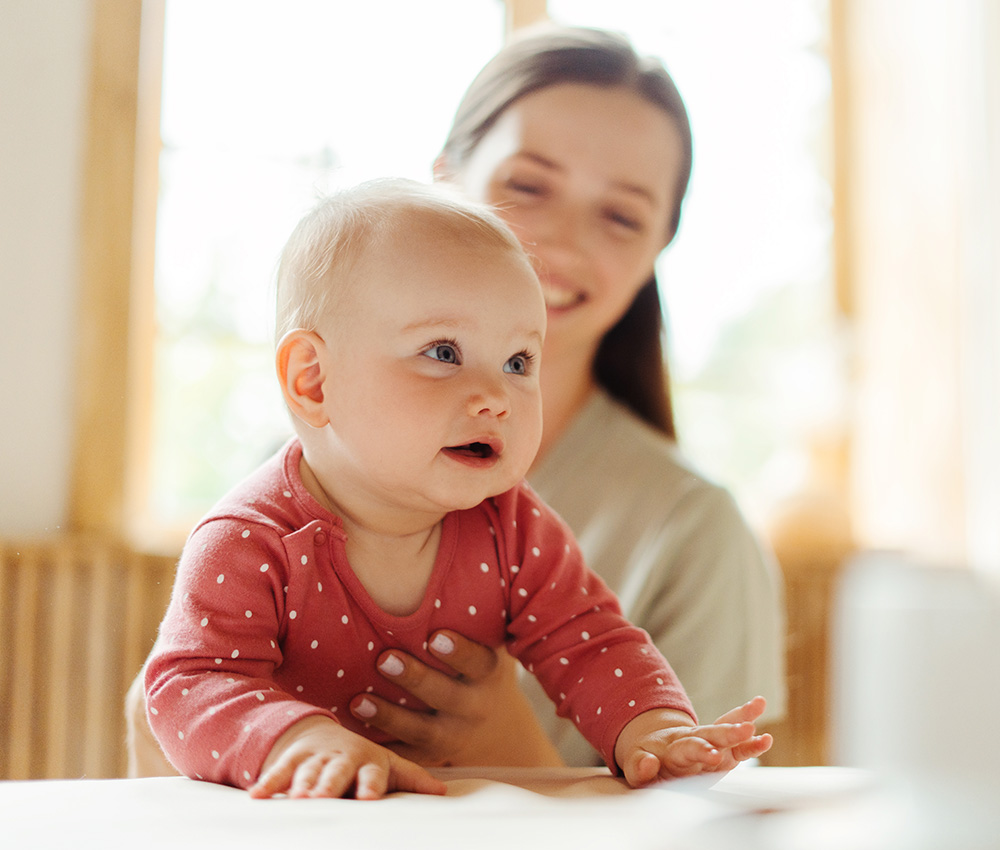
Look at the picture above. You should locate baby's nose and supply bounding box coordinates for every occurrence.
[467,375,510,419]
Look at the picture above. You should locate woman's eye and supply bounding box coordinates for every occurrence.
[504,353,533,375]
[606,210,643,231]
[506,179,544,196]
[423,343,460,364]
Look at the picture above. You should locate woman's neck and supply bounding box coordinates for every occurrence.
[533,347,597,469]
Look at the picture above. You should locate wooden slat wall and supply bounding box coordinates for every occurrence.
[761,553,845,766]
[760,485,854,767]
[0,537,176,779]
[0,533,845,775]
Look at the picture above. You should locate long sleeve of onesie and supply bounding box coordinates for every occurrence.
[145,515,338,787]
[487,484,695,769]
[145,442,694,787]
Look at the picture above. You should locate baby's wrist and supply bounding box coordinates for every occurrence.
[614,707,696,768]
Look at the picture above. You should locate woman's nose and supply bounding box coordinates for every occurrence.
[536,199,588,254]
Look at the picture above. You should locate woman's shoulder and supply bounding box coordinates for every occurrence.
[536,389,731,509]
[528,391,767,560]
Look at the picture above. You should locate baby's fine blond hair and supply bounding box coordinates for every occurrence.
[274,178,526,343]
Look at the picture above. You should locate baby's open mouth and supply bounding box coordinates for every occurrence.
[446,442,496,459]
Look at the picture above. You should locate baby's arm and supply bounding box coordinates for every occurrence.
[249,715,446,800]
[614,696,772,787]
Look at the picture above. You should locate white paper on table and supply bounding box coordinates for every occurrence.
[2,770,728,850]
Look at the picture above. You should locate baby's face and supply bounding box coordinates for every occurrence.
[315,227,546,520]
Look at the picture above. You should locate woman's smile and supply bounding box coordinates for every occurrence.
[539,277,585,311]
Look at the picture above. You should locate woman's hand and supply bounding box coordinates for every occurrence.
[350,630,564,768]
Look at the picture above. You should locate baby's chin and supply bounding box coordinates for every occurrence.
[437,473,529,512]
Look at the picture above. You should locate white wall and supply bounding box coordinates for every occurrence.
[0,0,91,535]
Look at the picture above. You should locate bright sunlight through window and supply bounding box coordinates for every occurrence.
[150,0,836,534]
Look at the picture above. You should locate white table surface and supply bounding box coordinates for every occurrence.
[0,766,897,850]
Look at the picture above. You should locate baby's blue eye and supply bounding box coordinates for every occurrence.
[424,343,459,364]
[504,354,530,375]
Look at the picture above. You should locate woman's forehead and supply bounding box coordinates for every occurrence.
[488,83,683,203]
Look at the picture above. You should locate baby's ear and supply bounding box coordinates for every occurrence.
[276,330,329,428]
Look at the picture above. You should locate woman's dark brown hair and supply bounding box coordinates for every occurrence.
[438,26,693,440]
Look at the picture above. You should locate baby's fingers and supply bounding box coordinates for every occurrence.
[309,756,361,798]
[384,755,448,798]
[304,755,445,800]
[621,749,663,788]
[729,732,773,763]
[353,762,390,800]
[712,696,767,725]
[661,736,725,775]
[625,738,722,785]
[694,720,759,752]
[290,753,334,797]
[249,749,306,798]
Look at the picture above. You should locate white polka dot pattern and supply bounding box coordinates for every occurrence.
[143,445,692,790]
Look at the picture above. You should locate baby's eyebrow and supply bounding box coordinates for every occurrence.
[400,317,463,333]
[401,318,543,347]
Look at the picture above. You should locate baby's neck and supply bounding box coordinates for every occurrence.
[298,452,444,615]
[341,518,443,616]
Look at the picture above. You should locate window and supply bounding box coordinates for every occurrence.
[146,0,505,533]
[550,0,838,526]
[143,0,836,539]
[73,1,998,571]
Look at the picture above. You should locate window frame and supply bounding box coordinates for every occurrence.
[72,0,547,550]
[76,0,885,561]
[71,0,164,545]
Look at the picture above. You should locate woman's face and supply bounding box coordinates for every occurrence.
[452,83,685,365]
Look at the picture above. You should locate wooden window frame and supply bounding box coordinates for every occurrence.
[71,0,541,550]
[67,0,862,771]
[71,0,164,546]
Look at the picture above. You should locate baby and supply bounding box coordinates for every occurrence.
[144,179,771,799]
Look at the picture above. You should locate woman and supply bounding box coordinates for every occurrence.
[338,24,786,768]
[127,25,785,774]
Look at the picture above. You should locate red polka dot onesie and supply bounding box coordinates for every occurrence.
[145,440,694,788]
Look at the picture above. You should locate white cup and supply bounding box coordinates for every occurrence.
[832,553,1000,847]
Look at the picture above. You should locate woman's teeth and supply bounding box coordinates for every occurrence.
[541,282,581,309]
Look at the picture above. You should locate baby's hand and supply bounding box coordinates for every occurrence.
[248,715,447,800]
[614,696,772,788]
